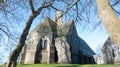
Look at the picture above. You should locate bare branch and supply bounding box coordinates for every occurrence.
[75,3,79,22]
[55,0,80,22]
[51,5,60,11]
[111,0,120,6]
[112,7,120,15]
[29,0,35,12]
[111,0,120,15]
[35,0,55,16]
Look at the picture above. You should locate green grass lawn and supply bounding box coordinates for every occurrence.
[0,64,120,67]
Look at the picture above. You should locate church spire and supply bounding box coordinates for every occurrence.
[55,11,63,25]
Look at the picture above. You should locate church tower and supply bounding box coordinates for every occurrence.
[55,11,63,26]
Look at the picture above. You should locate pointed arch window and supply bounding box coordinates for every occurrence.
[37,38,43,51]
[40,36,48,50]
[112,49,115,57]
[42,39,47,50]
[43,40,47,50]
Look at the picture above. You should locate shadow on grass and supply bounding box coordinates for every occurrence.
[54,64,80,67]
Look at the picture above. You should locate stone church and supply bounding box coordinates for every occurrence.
[93,37,120,64]
[18,11,96,64]
[102,37,120,64]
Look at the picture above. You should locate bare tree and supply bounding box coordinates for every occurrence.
[2,0,120,66]
[4,0,82,67]
[5,0,55,67]
[96,0,120,47]
[0,0,98,65]
[0,0,28,63]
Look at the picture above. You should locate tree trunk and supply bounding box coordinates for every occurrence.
[5,13,36,67]
[5,0,54,66]
[96,0,120,46]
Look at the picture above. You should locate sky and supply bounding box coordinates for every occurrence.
[77,24,108,54]
[0,0,112,64]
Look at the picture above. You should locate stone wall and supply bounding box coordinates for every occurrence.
[93,55,104,64]
[41,51,49,64]
[102,37,120,64]
[55,37,71,63]
[24,31,41,64]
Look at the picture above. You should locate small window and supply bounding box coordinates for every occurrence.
[112,49,115,57]
[44,40,47,50]
[40,36,47,50]
[42,39,47,50]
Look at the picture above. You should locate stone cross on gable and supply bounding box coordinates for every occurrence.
[55,11,63,25]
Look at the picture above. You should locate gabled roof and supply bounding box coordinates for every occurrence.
[33,17,54,34]
[79,37,96,55]
[32,17,76,37]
